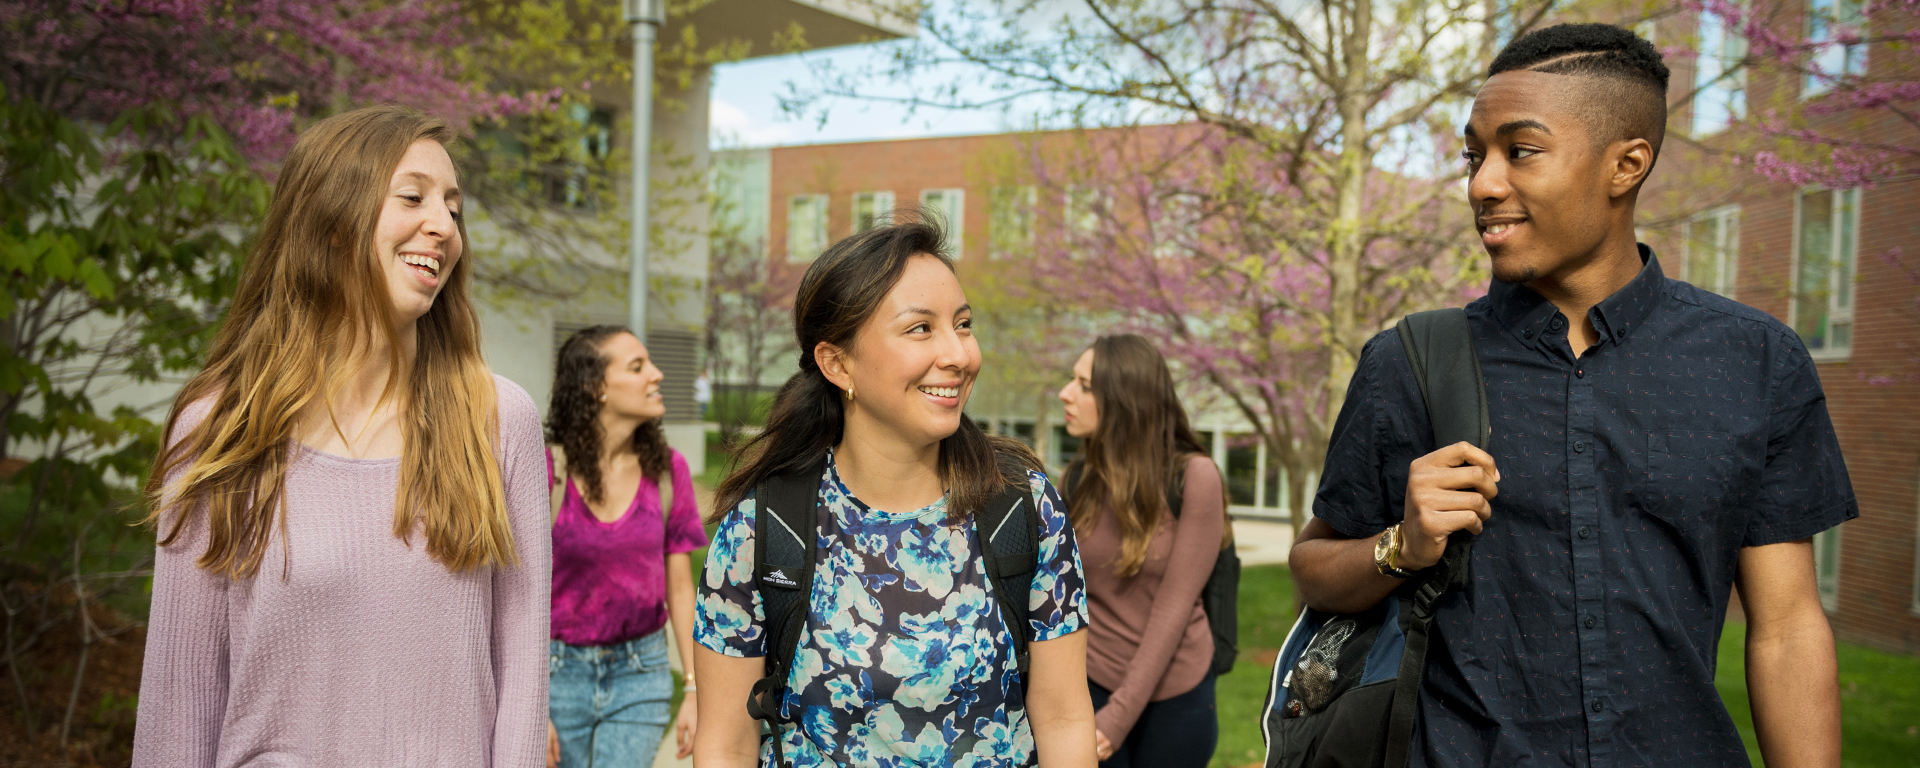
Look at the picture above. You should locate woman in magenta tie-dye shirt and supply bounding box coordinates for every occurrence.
[544,325,708,767]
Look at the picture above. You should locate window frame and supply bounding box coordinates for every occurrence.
[1788,187,1862,361]
[1804,0,1868,98]
[786,193,830,263]
[852,190,894,234]
[989,185,1037,260]
[1912,477,1920,616]
[1682,204,1742,297]
[1692,4,1749,136]
[920,188,966,258]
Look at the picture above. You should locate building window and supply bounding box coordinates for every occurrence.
[1683,205,1740,296]
[920,188,965,257]
[1791,188,1860,358]
[787,194,829,262]
[1815,526,1840,613]
[1912,479,1920,616]
[852,191,894,233]
[1153,193,1203,259]
[1693,5,1748,135]
[990,186,1036,259]
[1065,185,1105,235]
[1806,0,1867,97]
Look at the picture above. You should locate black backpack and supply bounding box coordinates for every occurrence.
[1063,453,1241,676]
[1260,308,1490,768]
[743,459,1041,768]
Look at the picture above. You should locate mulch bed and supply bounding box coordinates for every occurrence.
[0,605,144,768]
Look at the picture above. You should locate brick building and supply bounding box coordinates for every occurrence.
[713,127,1312,519]
[1613,2,1920,653]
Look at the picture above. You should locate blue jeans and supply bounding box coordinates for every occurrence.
[1088,673,1218,768]
[549,631,674,768]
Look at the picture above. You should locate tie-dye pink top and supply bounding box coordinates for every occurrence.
[546,447,708,646]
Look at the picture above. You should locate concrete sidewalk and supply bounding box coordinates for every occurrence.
[1232,517,1295,566]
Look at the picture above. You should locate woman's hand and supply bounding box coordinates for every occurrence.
[546,719,560,768]
[1094,728,1114,761]
[674,689,699,759]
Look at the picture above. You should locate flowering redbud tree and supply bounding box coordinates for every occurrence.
[0,1,623,753]
[1676,0,1919,187]
[797,0,1536,543]
[1013,124,1482,533]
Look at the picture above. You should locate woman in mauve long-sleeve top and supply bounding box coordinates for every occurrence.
[132,105,550,767]
[1059,335,1229,768]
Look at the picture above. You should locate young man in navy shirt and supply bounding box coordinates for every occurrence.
[1291,23,1854,768]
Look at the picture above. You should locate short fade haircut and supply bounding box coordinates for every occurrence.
[1488,23,1671,163]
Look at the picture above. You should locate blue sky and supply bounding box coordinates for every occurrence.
[709,41,1019,148]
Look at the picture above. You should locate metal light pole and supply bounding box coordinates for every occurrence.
[626,0,663,339]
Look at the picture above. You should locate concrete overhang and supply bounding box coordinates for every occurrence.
[670,0,917,58]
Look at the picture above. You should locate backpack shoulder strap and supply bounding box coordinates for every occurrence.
[1395,309,1490,451]
[548,445,568,526]
[977,478,1039,677]
[745,460,826,748]
[1165,452,1195,519]
[1384,308,1490,768]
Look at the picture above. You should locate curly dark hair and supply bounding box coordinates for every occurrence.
[1488,23,1670,162]
[545,325,673,505]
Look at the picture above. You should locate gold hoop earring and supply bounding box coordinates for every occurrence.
[845,387,854,401]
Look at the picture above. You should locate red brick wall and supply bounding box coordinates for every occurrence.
[767,133,1011,263]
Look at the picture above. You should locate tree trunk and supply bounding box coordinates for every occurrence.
[1318,0,1377,538]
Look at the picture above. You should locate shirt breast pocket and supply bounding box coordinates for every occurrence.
[1642,430,1740,533]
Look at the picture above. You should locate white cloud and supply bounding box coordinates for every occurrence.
[709,97,795,148]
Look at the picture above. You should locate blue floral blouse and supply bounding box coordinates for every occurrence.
[695,455,1088,767]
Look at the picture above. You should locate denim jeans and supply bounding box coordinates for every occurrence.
[549,630,674,768]
[1087,673,1218,768]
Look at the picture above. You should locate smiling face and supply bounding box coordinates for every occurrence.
[1463,71,1650,286]
[376,139,464,327]
[596,331,667,422]
[1059,348,1099,439]
[822,254,980,450]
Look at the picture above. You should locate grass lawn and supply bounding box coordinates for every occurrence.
[1717,620,1920,767]
[1219,565,1920,768]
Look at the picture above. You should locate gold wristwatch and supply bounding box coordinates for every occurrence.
[1374,523,1418,579]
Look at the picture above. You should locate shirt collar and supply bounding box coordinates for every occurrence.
[1488,243,1667,351]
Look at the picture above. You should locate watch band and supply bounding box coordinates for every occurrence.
[1375,524,1418,579]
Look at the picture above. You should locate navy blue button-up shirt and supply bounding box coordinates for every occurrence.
[1315,247,1857,768]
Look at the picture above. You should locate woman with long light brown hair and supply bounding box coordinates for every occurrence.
[132,105,550,765]
[1058,334,1228,767]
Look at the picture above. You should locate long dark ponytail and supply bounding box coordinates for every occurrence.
[1069,334,1214,577]
[710,216,1040,525]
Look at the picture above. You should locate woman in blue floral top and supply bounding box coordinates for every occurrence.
[692,218,1097,767]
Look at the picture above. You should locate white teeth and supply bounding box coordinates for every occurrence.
[1486,223,1515,235]
[919,386,959,398]
[402,253,441,273]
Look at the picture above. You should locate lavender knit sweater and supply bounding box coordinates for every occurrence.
[132,375,551,767]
